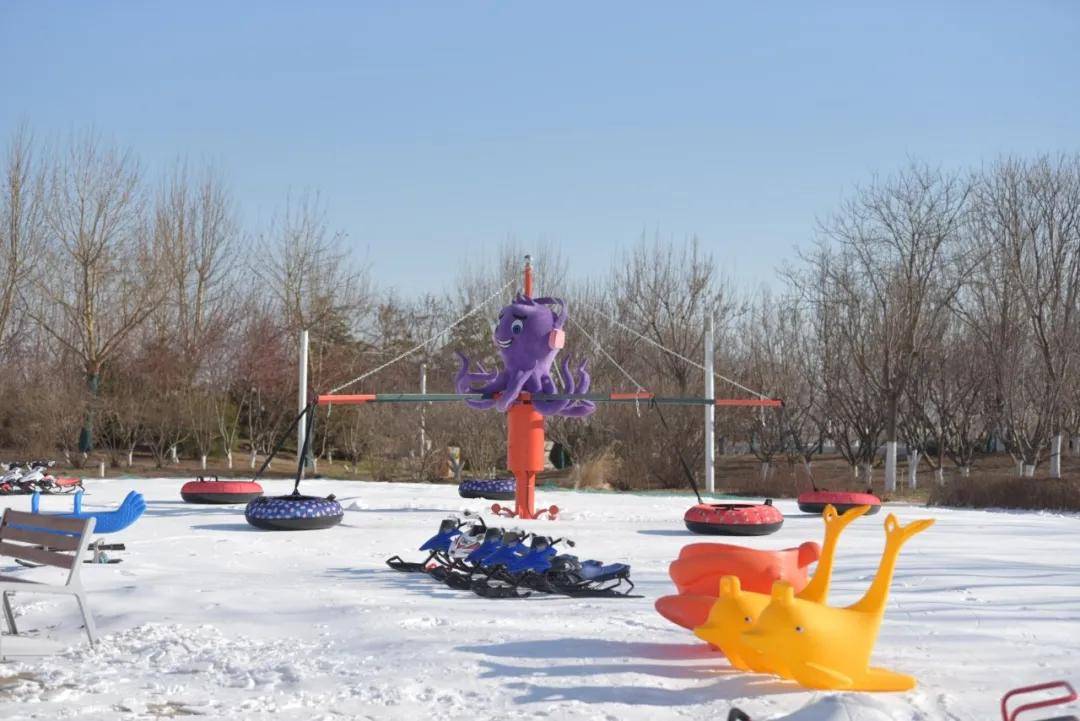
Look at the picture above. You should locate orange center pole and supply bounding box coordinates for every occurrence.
[506,394,544,519]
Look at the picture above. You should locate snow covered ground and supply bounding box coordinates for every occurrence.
[1,478,1078,720]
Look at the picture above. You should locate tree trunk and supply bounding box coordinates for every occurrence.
[250,450,257,469]
[79,367,101,454]
[1016,459,1024,477]
[861,463,873,486]
[127,449,134,467]
[1050,434,1062,479]
[960,465,970,477]
[200,454,207,470]
[935,467,944,484]
[760,462,770,482]
[226,450,233,469]
[907,450,919,490]
[1072,435,1080,458]
[170,445,179,464]
[1023,464,1036,478]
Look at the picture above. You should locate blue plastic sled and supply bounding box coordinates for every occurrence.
[31,490,146,534]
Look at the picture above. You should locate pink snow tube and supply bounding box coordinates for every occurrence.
[181,477,264,504]
[797,490,881,515]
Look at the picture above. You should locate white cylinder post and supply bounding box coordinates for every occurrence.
[704,312,716,495]
[298,329,309,462]
[1050,433,1062,479]
[884,441,897,493]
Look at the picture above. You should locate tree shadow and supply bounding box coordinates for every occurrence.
[636,529,696,537]
[458,638,718,661]
[504,675,798,706]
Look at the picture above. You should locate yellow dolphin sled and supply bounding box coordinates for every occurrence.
[742,513,934,691]
[693,503,868,672]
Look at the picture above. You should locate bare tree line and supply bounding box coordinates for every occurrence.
[1,127,1078,494]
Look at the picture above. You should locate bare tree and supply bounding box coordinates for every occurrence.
[811,165,973,491]
[961,156,1080,475]
[254,192,371,337]
[0,124,45,351]
[30,132,165,456]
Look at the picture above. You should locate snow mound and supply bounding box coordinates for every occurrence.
[768,694,898,720]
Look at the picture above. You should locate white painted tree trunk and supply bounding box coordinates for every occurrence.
[200,454,207,470]
[1023,464,1036,478]
[328,450,333,465]
[170,445,179,464]
[226,450,233,469]
[99,461,105,478]
[907,450,919,490]
[884,441,897,492]
[250,451,257,469]
[760,462,770,481]
[1016,459,1024,477]
[852,465,859,479]
[802,459,812,482]
[1050,434,1062,478]
[312,458,318,474]
[960,466,970,477]
[935,467,945,484]
[1071,435,1080,457]
[127,450,134,467]
[861,463,873,486]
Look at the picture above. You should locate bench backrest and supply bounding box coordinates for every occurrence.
[0,509,95,585]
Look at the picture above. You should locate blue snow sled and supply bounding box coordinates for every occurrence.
[31,489,146,534]
[386,516,467,572]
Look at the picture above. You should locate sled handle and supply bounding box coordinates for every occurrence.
[1002,680,1077,721]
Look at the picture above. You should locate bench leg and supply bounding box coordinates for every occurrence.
[1,592,15,636]
[75,593,97,645]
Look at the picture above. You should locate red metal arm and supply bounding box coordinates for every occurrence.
[1002,681,1077,721]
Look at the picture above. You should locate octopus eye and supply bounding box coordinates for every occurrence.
[795,626,804,633]
[743,616,751,623]
[511,319,524,335]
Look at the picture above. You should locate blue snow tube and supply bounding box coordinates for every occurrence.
[458,478,515,501]
[244,493,343,531]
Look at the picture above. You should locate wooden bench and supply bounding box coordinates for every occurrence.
[0,508,98,647]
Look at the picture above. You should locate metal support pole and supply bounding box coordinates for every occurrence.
[298,329,309,461]
[420,362,428,456]
[704,313,715,494]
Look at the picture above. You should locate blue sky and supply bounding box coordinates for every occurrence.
[2,1,1078,293]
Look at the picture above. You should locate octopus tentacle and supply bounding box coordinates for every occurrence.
[495,369,532,413]
[533,373,570,416]
[559,400,596,417]
[575,357,591,395]
[455,352,503,394]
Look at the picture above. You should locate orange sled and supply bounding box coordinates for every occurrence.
[655,541,821,631]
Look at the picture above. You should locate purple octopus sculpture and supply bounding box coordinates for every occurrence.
[455,294,596,417]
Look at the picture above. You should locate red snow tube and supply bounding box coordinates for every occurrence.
[683,500,784,536]
[797,490,881,515]
[181,477,264,504]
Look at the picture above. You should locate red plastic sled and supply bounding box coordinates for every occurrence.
[655,540,821,630]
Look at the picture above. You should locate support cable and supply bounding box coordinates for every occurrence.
[327,278,514,395]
